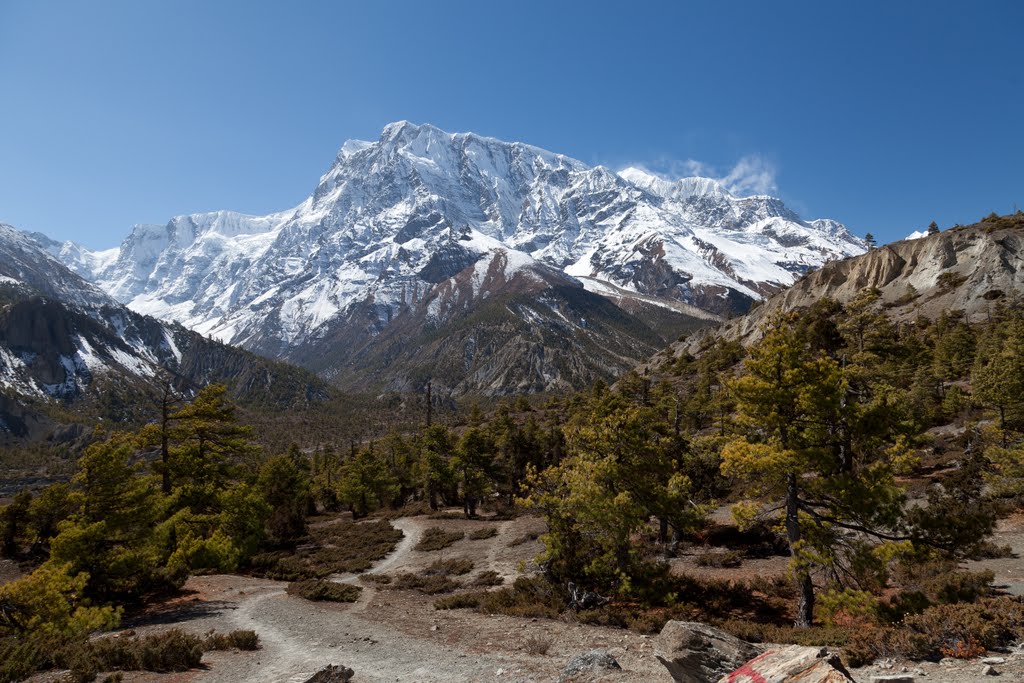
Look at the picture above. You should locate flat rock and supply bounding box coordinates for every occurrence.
[717,645,854,682]
[655,621,761,682]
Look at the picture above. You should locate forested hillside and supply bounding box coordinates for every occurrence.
[3,215,1024,681]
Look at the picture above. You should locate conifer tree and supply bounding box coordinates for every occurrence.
[722,314,910,627]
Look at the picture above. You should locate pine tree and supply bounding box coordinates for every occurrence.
[927,221,940,235]
[168,384,259,513]
[722,314,909,627]
[258,453,311,543]
[454,427,496,518]
[48,435,164,599]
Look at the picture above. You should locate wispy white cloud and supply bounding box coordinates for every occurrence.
[720,156,777,196]
[620,154,778,197]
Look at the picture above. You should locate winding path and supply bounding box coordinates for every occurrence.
[206,517,536,683]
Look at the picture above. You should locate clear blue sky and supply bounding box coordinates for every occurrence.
[1,1,1021,249]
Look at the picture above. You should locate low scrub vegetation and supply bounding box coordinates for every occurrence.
[414,527,464,552]
[523,634,551,655]
[286,579,362,602]
[694,549,743,568]
[250,519,403,580]
[0,627,259,683]
[469,526,498,540]
[390,572,461,594]
[844,597,1024,665]
[471,570,504,586]
[507,531,539,547]
[424,557,474,576]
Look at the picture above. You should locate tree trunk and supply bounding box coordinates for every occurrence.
[658,517,669,544]
[786,472,814,627]
[160,391,172,494]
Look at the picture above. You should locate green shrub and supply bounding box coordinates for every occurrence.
[286,580,362,602]
[62,629,205,681]
[415,527,464,552]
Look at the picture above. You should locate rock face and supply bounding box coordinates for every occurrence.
[655,621,762,682]
[718,646,853,683]
[559,650,622,682]
[42,122,863,395]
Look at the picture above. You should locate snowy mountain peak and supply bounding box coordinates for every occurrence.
[618,167,732,201]
[47,122,865,392]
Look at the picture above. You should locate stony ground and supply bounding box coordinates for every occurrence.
[31,511,1024,683]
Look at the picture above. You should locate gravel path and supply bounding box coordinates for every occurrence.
[114,512,1024,683]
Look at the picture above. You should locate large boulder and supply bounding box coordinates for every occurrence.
[718,645,853,682]
[559,649,622,682]
[656,621,762,682]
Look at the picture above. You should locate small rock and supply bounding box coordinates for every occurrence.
[430,625,439,631]
[871,676,915,683]
[982,664,999,676]
[983,657,1007,665]
[559,650,621,682]
[302,665,355,683]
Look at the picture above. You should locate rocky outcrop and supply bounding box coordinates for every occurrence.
[654,215,1024,365]
[718,645,853,682]
[655,621,761,682]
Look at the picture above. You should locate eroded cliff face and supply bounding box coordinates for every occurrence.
[660,215,1024,361]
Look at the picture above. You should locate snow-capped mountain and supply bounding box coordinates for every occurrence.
[0,223,326,440]
[43,122,864,394]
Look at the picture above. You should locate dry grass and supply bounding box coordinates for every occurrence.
[507,531,539,547]
[523,635,551,655]
[694,549,743,568]
[389,572,461,594]
[471,570,504,587]
[424,557,474,576]
[286,579,362,602]
[469,527,498,540]
[414,527,464,552]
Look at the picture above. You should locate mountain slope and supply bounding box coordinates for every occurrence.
[44,122,864,394]
[0,224,329,442]
[653,212,1024,366]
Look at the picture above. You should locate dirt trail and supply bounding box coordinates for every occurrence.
[198,516,544,682]
[146,515,668,683]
